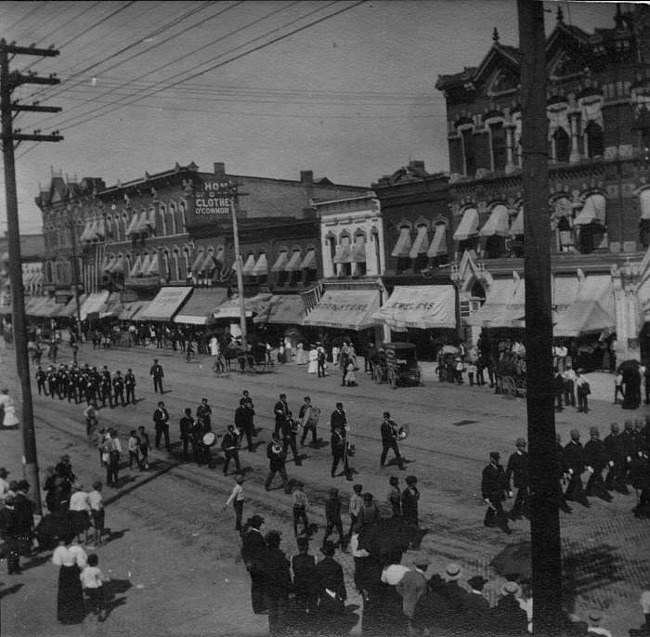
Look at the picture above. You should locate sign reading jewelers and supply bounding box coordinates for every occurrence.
[194,180,237,216]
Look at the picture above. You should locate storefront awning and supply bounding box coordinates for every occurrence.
[145,253,159,275]
[253,294,305,325]
[285,250,304,271]
[252,253,268,276]
[574,194,607,226]
[409,226,430,258]
[79,222,94,243]
[350,239,366,263]
[100,293,123,319]
[110,255,125,274]
[300,249,317,270]
[466,278,524,327]
[130,301,150,321]
[125,213,140,236]
[102,256,115,273]
[174,288,228,325]
[139,286,193,322]
[479,205,510,237]
[60,294,88,318]
[212,293,273,319]
[372,285,456,330]
[391,227,412,258]
[30,297,62,318]
[201,254,218,273]
[427,224,447,257]
[641,189,650,221]
[553,300,615,337]
[453,208,479,241]
[303,289,381,331]
[79,291,110,321]
[509,207,524,236]
[552,276,581,312]
[191,250,206,273]
[271,251,288,272]
[118,302,143,321]
[241,254,257,275]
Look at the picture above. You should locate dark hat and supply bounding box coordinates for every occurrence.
[490,451,500,460]
[328,487,339,495]
[405,475,418,485]
[389,476,399,486]
[17,479,30,492]
[589,426,599,435]
[0,467,9,477]
[248,514,265,527]
[515,438,526,447]
[468,575,488,590]
[320,541,336,556]
[297,537,310,549]
[60,454,71,461]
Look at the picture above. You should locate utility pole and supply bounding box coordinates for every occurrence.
[230,184,247,350]
[67,205,83,343]
[1,39,63,514]
[517,3,563,634]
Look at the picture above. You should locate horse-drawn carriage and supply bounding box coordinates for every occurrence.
[495,352,526,397]
[213,340,274,375]
[372,342,423,389]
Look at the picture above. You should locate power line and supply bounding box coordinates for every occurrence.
[32,1,345,133]
[3,2,52,34]
[21,0,220,103]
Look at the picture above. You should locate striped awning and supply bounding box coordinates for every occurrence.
[145,253,159,275]
[252,253,268,276]
[479,205,510,237]
[350,238,366,263]
[332,244,351,264]
[428,224,448,257]
[300,249,317,270]
[391,227,412,258]
[285,249,304,271]
[409,225,430,258]
[453,208,479,241]
[125,213,140,236]
[241,254,257,275]
[509,208,524,236]
[574,194,607,226]
[271,251,289,272]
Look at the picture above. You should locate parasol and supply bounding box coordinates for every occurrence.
[490,540,532,580]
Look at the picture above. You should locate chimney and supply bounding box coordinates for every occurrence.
[213,162,226,177]
[410,160,425,171]
[300,170,313,184]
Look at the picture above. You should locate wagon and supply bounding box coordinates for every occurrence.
[379,342,423,389]
[495,352,526,398]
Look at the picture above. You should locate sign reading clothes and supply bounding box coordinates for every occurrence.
[194,180,237,216]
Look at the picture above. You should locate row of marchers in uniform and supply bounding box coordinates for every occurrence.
[483,421,650,535]
[34,363,137,407]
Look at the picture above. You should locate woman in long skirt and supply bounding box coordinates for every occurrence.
[52,536,88,624]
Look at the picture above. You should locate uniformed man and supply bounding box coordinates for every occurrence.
[100,366,113,408]
[563,429,590,507]
[221,424,242,476]
[196,398,212,429]
[505,438,530,520]
[112,370,125,407]
[265,434,290,493]
[481,451,511,534]
[153,401,170,451]
[299,396,320,448]
[281,417,302,467]
[273,394,291,437]
[330,425,350,480]
[604,422,629,494]
[47,365,58,399]
[124,368,136,405]
[330,402,347,433]
[35,366,47,396]
[584,426,613,502]
[380,411,405,470]
[179,408,194,460]
[150,358,165,394]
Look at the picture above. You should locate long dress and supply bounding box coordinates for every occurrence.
[295,343,309,366]
[209,337,219,357]
[307,349,318,374]
[52,544,87,624]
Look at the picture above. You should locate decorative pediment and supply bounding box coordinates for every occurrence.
[473,44,521,91]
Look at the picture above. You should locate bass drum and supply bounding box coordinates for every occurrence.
[202,432,217,447]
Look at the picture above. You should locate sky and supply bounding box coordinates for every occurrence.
[0,0,627,235]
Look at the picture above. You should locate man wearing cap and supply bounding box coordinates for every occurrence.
[124,368,136,405]
[380,411,405,471]
[330,402,347,433]
[575,368,591,413]
[396,550,430,636]
[584,426,613,502]
[241,515,267,615]
[563,429,590,507]
[586,610,612,637]
[235,397,255,452]
[505,438,530,521]
[604,422,629,494]
[196,398,212,430]
[35,365,47,396]
[323,487,345,548]
[481,452,511,534]
[299,396,320,448]
[265,435,291,494]
[330,424,350,480]
[150,358,165,394]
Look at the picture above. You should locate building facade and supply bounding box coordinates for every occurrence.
[435,5,650,363]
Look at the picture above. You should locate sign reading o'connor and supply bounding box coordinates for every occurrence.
[194,181,237,216]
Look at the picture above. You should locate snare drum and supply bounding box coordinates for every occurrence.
[202,432,217,447]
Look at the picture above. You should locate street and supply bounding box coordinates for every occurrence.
[1,339,649,636]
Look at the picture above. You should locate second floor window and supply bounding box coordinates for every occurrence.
[461,128,476,177]
[490,122,507,172]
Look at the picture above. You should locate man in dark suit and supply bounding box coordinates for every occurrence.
[463,575,491,632]
[584,426,613,502]
[330,402,347,432]
[153,401,170,451]
[196,398,212,429]
[265,435,291,493]
[100,366,113,408]
[481,452,511,534]
[274,393,291,437]
[330,425,349,479]
[35,366,47,395]
[235,397,255,452]
[112,370,126,407]
[555,433,573,513]
[179,408,194,460]
[124,368,136,405]
[221,425,242,476]
[241,514,267,615]
[150,358,164,394]
[315,540,347,614]
[380,411,405,470]
[563,428,590,507]
[505,438,529,520]
[604,422,629,494]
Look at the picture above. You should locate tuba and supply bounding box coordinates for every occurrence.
[271,440,283,454]
[397,424,409,440]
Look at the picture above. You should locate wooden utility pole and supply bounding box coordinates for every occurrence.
[230,185,247,350]
[517,2,564,634]
[1,39,62,513]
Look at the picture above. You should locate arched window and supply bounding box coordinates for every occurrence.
[179,201,187,233]
[171,248,181,282]
[489,120,507,172]
[552,127,571,163]
[168,202,177,235]
[460,126,476,176]
[585,121,604,158]
[158,204,167,236]
[334,234,352,277]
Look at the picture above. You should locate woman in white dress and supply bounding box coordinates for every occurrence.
[307,347,318,374]
[0,389,18,429]
[295,343,309,366]
[209,336,220,357]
